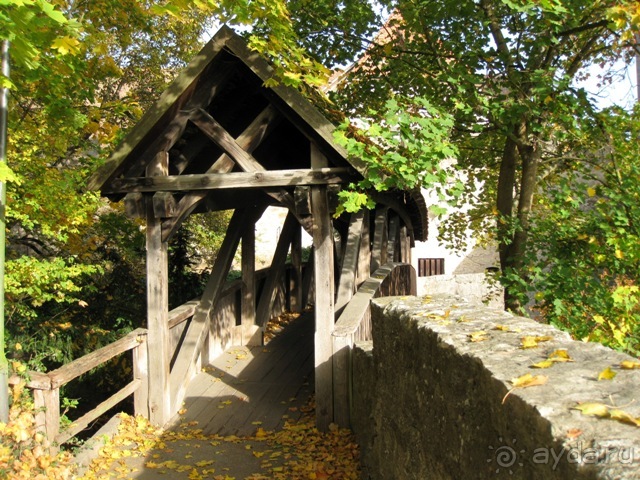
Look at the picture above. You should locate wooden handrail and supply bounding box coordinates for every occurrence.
[332,262,416,427]
[9,328,149,451]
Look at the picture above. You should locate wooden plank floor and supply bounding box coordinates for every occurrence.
[165,310,314,436]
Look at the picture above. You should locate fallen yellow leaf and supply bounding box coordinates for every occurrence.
[572,402,610,418]
[620,360,640,370]
[520,335,553,349]
[511,373,548,388]
[548,349,572,362]
[609,409,640,427]
[531,359,555,369]
[597,366,617,381]
[468,331,489,342]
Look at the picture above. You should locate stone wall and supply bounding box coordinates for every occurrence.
[352,295,640,479]
[417,272,504,309]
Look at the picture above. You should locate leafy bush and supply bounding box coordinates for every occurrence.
[0,377,75,479]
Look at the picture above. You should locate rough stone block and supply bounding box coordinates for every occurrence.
[352,294,640,479]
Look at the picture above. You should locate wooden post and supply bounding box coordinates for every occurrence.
[146,152,171,425]
[34,388,59,451]
[335,210,364,314]
[356,210,371,286]
[371,206,388,272]
[290,225,303,313]
[301,248,314,308]
[132,333,149,418]
[256,212,297,327]
[387,214,399,262]
[310,143,334,431]
[311,184,334,431]
[241,221,259,345]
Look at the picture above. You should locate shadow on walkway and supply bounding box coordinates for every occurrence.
[76,311,361,480]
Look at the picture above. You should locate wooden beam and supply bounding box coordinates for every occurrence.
[371,206,389,272]
[387,214,399,263]
[192,113,321,239]
[161,105,280,241]
[169,206,266,411]
[89,59,237,190]
[356,209,371,286]
[124,192,146,219]
[241,220,258,345]
[335,210,364,315]
[311,184,334,432]
[255,212,298,327]
[294,186,311,215]
[104,168,353,194]
[153,191,177,218]
[190,108,268,173]
[289,224,303,313]
[146,153,171,425]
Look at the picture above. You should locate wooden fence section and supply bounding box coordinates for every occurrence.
[332,262,417,427]
[8,328,149,449]
[7,263,310,451]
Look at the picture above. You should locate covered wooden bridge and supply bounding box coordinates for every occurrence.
[85,26,428,433]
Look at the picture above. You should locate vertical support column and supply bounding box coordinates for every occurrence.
[387,214,399,263]
[311,143,334,431]
[133,332,150,418]
[34,387,59,451]
[290,225,303,313]
[356,209,371,286]
[241,222,259,345]
[371,206,388,272]
[146,152,171,426]
[335,210,364,314]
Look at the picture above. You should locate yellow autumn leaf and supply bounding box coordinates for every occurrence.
[493,325,512,331]
[615,249,624,259]
[468,331,489,342]
[587,186,596,197]
[520,335,553,349]
[511,373,548,388]
[608,409,640,427]
[548,349,572,362]
[597,366,617,381]
[502,374,548,403]
[572,402,610,418]
[620,360,640,370]
[51,36,81,55]
[531,359,555,369]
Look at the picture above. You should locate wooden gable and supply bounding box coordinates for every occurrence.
[87,26,427,242]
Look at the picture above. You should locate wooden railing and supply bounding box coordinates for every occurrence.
[332,262,416,427]
[5,262,310,451]
[8,328,149,450]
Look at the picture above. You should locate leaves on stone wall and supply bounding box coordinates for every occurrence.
[573,402,640,428]
[502,374,548,404]
[597,366,617,381]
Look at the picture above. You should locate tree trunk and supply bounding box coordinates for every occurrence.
[496,122,540,313]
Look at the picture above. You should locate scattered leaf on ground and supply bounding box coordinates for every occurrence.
[502,374,548,403]
[468,331,489,342]
[520,335,553,349]
[597,367,617,381]
[620,360,640,370]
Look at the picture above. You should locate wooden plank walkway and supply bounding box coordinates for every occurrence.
[165,310,314,436]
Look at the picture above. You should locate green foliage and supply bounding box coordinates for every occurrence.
[332,0,638,310]
[524,107,640,356]
[333,95,462,215]
[5,256,100,320]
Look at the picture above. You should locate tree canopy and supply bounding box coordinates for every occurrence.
[330,0,639,319]
[2,0,640,374]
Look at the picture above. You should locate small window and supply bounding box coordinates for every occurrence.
[418,258,445,277]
